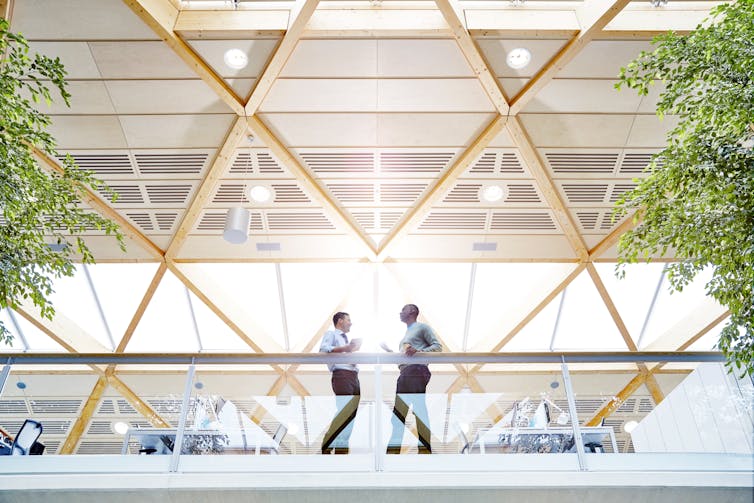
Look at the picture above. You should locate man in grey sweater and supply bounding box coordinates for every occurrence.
[383,304,442,454]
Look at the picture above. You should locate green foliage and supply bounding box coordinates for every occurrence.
[614,0,754,374]
[0,19,124,344]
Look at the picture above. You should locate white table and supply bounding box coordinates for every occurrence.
[467,426,617,454]
[121,426,280,455]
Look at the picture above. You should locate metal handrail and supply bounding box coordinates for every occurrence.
[0,351,724,365]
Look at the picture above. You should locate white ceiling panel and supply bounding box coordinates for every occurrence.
[226,78,257,102]
[36,81,115,115]
[476,39,569,78]
[261,79,378,112]
[499,78,527,102]
[27,42,101,78]
[387,235,577,260]
[178,235,372,260]
[378,113,495,147]
[377,79,495,112]
[519,114,636,148]
[118,114,236,148]
[625,115,680,148]
[488,128,515,148]
[524,79,643,114]
[12,0,159,40]
[89,42,196,79]
[261,113,377,147]
[281,40,377,77]
[559,41,654,79]
[187,39,280,78]
[377,39,473,77]
[48,116,128,149]
[105,80,231,114]
[636,82,666,114]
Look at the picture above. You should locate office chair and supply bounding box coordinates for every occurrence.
[270,424,287,455]
[10,420,43,455]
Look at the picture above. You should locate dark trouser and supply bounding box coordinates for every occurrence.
[388,364,432,452]
[321,369,361,452]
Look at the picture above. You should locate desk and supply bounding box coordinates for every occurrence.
[466,426,617,454]
[122,427,280,455]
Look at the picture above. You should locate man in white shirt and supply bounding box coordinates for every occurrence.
[319,312,361,454]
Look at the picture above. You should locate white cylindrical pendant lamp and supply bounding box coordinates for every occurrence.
[223,207,250,244]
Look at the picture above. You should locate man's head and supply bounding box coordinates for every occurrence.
[399,304,419,324]
[333,312,352,333]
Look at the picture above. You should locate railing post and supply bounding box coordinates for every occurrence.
[561,356,587,471]
[374,361,383,472]
[170,358,196,472]
[0,358,12,398]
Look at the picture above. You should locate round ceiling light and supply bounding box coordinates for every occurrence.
[113,421,130,435]
[623,420,639,433]
[223,48,248,70]
[506,47,532,69]
[249,185,272,203]
[481,184,506,203]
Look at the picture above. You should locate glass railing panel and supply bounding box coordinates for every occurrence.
[178,364,368,456]
[379,362,578,456]
[112,365,193,456]
[564,360,754,457]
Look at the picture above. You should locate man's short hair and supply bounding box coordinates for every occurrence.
[405,304,419,316]
[333,311,349,327]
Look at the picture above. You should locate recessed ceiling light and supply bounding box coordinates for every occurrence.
[481,184,506,202]
[223,48,248,70]
[287,422,299,435]
[506,47,532,69]
[623,420,639,433]
[249,185,272,203]
[113,421,130,435]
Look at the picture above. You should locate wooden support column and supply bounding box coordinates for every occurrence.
[59,376,108,454]
[108,375,171,428]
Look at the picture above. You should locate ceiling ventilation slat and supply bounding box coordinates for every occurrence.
[380,183,426,203]
[271,184,310,203]
[419,212,486,230]
[145,184,193,204]
[97,399,115,415]
[609,183,636,203]
[98,184,144,204]
[299,152,375,175]
[620,152,657,174]
[546,153,619,174]
[327,184,374,203]
[600,210,618,230]
[267,212,335,230]
[0,400,30,414]
[197,212,226,231]
[214,184,248,203]
[380,211,403,230]
[562,184,609,203]
[505,184,540,203]
[86,421,115,435]
[444,184,481,203]
[257,152,285,174]
[134,153,208,175]
[490,212,557,230]
[352,211,375,230]
[380,152,454,174]
[29,399,82,414]
[470,152,495,173]
[126,212,154,232]
[229,152,255,174]
[576,211,599,231]
[155,212,179,231]
[62,153,134,177]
